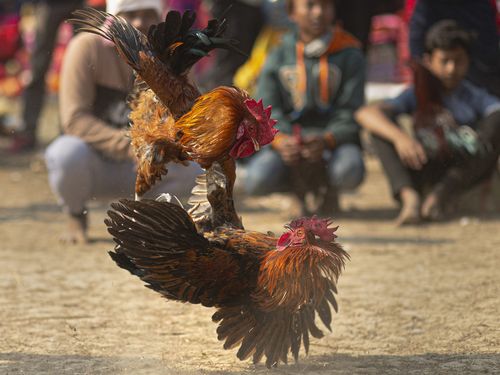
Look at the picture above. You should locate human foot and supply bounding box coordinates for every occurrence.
[421,192,445,221]
[60,211,89,244]
[395,187,421,226]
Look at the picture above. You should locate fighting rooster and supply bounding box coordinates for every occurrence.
[70,9,278,200]
[412,60,487,160]
[105,197,348,368]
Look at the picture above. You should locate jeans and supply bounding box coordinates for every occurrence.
[45,135,202,214]
[244,143,365,195]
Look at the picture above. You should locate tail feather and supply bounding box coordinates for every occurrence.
[69,8,145,71]
[215,291,339,368]
[147,9,245,75]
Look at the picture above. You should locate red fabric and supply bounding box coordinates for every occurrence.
[404,0,417,23]
[490,0,500,33]
[0,15,21,62]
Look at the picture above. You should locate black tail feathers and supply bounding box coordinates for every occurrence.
[147,9,246,75]
[68,8,144,70]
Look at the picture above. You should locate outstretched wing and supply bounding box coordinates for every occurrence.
[70,8,243,118]
[213,278,340,368]
[127,81,187,197]
[105,199,258,306]
[69,8,199,118]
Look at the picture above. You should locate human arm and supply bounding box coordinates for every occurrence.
[323,49,366,148]
[355,103,427,170]
[59,35,133,161]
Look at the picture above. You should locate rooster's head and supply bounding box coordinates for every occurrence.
[255,216,348,311]
[229,98,278,159]
[276,216,338,251]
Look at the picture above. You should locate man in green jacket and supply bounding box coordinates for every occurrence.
[245,0,365,213]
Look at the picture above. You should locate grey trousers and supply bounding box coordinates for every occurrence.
[45,135,203,215]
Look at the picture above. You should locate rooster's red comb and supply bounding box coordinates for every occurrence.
[287,216,338,242]
[244,98,278,145]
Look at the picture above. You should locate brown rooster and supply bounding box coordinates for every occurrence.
[105,197,348,368]
[70,9,278,200]
[411,60,458,160]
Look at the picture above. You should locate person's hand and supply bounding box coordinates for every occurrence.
[393,133,427,170]
[273,134,301,165]
[300,135,325,162]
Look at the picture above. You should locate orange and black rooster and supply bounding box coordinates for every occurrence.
[105,196,348,368]
[70,8,278,202]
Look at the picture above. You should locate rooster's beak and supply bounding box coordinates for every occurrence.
[251,137,260,151]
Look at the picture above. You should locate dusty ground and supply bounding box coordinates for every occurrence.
[1,100,500,374]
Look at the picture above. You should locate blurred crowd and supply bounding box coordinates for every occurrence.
[1,0,500,243]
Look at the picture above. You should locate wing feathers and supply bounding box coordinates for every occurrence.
[106,199,258,306]
[70,9,145,70]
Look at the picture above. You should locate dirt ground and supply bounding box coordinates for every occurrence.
[1,100,500,374]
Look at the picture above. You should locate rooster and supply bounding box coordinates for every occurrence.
[411,60,456,160]
[412,60,486,161]
[289,124,332,216]
[105,196,348,368]
[70,9,278,201]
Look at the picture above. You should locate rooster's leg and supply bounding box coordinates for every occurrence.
[206,159,243,229]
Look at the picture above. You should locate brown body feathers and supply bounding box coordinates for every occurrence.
[106,199,348,368]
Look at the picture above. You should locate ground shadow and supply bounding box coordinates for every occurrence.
[341,235,454,245]
[263,352,500,375]
[1,352,498,375]
[0,352,179,375]
[0,203,61,222]
[0,148,45,170]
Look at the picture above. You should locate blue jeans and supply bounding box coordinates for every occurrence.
[244,144,365,195]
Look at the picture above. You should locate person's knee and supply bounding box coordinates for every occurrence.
[329,145,365,190]
[244,150,286,195]
[245,169,273,195]
[45,136,92,171]
[45,136,93,188]
[245,177,272,196]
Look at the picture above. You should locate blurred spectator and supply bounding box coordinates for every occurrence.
[233,0,292,95]
[356,20,500,225]
[245,0,366,214]
[7,0,84,153]
[45,0,201,244]
[0,1,24,134]
[409,0,500,97]
[166,0,201,13]
[86,0,106,10]
[199,0,264,90]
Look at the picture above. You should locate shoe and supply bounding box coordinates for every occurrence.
[0,114,19,137]
[7,133,37,153]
